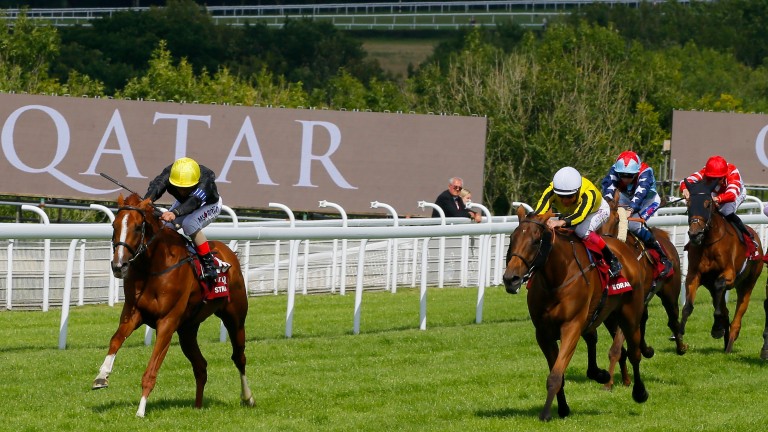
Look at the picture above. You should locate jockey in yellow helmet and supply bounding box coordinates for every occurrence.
[144,157,222,283]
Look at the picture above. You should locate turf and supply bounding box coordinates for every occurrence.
[1,279,767,431]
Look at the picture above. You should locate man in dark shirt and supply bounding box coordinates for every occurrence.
[432,177,481,222]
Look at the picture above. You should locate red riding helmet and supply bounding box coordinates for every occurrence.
[703,155,728,178]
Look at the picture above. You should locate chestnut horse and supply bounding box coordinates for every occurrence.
[503,207,650,421]
[598,199,686,389]
[681,179,763,354]
[91,193,255,417]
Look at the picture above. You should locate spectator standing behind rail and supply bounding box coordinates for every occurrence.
[433,177,482,222]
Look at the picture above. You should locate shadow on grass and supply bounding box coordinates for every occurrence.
[476,405,602,419]
[251,315,532,342]
[91,396,229,414]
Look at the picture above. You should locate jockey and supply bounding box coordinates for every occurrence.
[680,155,757,247]
[601,150,673,278]
[534,166,623,278]
[144,157,222,284]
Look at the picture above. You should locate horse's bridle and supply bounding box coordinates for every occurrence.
[112,206,151,263]
[508,218,552,282]
[688,191,719,244]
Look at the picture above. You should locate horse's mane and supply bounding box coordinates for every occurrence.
[118,192,167,236]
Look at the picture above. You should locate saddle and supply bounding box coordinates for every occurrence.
[734,227,761,260]
[185,244,232,301]
[581,239,632,296]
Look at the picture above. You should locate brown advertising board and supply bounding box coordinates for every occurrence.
[0,94,487,215]
[671,110,768,185]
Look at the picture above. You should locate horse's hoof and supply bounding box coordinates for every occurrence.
[557,404,570,418]
[725,339,734,353]
[642,346,655,358]
[677,343,689,355]
[760,349,768,360]
[539,411,552,422]
[602,383,614,392]
[632,386,649,403]
[241,397,255,407]
[92,378,109,390]
[711,324,725,339]
[587,368,611,384]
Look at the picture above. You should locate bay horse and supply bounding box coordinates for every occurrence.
[598,198,686,389]
[680,179,763,354]
[91,193,255,417]
[502,207,651,421]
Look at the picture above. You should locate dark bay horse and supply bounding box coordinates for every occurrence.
[502,207,650,421]
[681,179,764,354]
[598,199,686,389]
[92,193,255,417]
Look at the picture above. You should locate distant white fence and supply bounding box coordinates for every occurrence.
[1,1,701,29]
[1,196,766,349]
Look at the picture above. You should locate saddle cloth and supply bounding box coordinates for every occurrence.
[192,255,232,301]
[583,241,632,295]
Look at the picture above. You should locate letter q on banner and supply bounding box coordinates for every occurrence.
[756,124,768,168]
[1,104,119,194]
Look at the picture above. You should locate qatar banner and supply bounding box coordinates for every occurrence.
[0,94,487,215]
[671,110,768,185]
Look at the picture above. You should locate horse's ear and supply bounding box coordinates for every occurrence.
[517,206,527,220]
[117,194,125,206]
[140,197,153,209]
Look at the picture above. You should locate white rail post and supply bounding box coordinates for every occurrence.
[353,239,369,335]
[89,204,117,306]
[270,203,297,338]
[468,203,492,324]
[418,201,446,288]
[218,205,240,342]
[59,238,81,349]
[371,201,399,293]
[318,200,348,295]
[21,205,50,311]
[420,237,431,330]
[5,239,13,310]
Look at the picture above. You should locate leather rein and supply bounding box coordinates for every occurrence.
[510,218,595,289]
[112,206,192,275]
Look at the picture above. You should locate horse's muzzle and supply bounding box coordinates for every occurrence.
[503,273,523,294]
[111,262,129,279]
[688,231,704,246]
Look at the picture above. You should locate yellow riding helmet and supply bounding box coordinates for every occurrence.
[169,157,201,188]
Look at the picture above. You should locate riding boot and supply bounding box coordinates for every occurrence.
[601,245,623,278]
[199,252,218,284]
[725,213,759,250]
[639,227,673,279]
[648,240,673,279]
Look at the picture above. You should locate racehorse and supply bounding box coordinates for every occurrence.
[598,198,686,389]
[680,179,764,354]
[502,207,650,421]
[91,193,255,417]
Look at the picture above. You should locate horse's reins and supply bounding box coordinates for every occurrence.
[510,219,595,290]
[112,206,151,262]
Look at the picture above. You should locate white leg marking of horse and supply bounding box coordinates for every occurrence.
[240,374,255,406]
[136,396,147,418]
[96,354,116,380]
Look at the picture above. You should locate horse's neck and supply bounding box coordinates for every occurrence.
[708,212,732,240]
[542,233,584,279]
